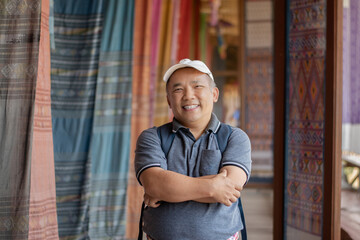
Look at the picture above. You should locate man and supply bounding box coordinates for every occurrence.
[135,59,252,240]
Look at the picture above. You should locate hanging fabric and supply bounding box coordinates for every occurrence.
[29,0,59,238]
[0,0,41,238]
[154,0,174,126]
[51,0,135,238]
[51,0,103,238]
[125,0,153,238]
[176,0,192,62]
[342,0,360,156]
[89,0,134,238]
[149,0,163,126]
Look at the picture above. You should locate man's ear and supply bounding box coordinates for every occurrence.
[212,87,219,103]
[167,95,172,109]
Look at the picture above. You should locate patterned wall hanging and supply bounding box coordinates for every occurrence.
[284,0,326,239]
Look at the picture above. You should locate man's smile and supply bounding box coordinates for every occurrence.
[182,104,199,110]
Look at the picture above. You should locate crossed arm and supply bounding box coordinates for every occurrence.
[139,165,247,208]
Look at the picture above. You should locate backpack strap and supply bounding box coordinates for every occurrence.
[215,123,232,153]
[138,202,145,240]
[238,198,247,240]
[157,122,175,158]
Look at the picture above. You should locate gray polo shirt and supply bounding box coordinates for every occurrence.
[135,113,251,240]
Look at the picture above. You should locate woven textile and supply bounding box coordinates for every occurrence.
[245,49,273,182]
[149,0,162,126]
[0,0,41,238]
[51,0,103,238]
[342,0,360,155]
[125,0,152,238]
[284,0,326,239]
[244,0,274,183]
[28,0,59,239]
[176,0,192,61]
[51,0,134,239]
[89,0,134,238]
[153,0,174,126]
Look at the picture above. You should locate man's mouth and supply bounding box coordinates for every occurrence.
[183,104,199,110]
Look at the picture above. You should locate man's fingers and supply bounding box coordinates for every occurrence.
[223,200,231,207]
[229,196,237,203]
[234,190,241,198]
[235,184,243,191]
[148,201,161,208]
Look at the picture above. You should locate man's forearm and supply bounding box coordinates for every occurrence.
[140,168,214,203]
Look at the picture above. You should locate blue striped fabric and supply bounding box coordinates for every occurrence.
[51,0,104,238]
[88,0,134,238]
[51,0,134,238]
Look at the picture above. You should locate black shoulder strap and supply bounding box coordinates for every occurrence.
[215,123,232,153]
[138,202,145,240]
[157,122,175,157]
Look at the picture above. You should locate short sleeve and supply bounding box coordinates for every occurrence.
[134,127,168,185]
[220,127,252,183]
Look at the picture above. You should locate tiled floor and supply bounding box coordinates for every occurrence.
[241,188,273,240]
[341,189,360,239]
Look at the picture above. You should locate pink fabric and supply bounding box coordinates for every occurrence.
[28,0,59,238]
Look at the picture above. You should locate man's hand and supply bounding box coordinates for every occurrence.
[143,193,161,208]
[208,170,242,206]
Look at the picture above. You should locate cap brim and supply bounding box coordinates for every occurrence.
[163,64,214,83]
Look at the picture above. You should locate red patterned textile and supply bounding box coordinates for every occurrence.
[284,0,326,238]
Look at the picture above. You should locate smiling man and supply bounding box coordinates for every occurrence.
[135,59,252,240]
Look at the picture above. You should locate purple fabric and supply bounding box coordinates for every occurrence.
[343,0,360,124]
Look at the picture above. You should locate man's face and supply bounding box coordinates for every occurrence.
[166,68,219,128]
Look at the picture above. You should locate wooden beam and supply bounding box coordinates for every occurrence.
[238,0,246,129]
[273,0,286,239]
[323,0,343,239]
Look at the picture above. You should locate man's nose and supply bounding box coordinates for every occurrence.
[183,87,195,100]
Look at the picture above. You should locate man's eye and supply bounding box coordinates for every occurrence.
[195,85,203,88]
[174,88,182,92]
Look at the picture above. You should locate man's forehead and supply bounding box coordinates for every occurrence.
[169,68,211,83]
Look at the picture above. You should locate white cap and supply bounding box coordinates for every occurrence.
[163,59,214,83]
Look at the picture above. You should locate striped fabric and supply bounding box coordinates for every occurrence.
[149,0,162,126]
[28,0,59,239]
[89,0,134,238]
[342,0,360,155]
[154,0,174,126]
[51,0,104,238]
[0,0,41,239]
[126,0,153,238]
[51,0,134,238]
[176,0,192,61]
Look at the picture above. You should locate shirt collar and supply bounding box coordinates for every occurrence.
[171,113,221,134]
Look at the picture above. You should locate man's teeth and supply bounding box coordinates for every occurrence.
[183,105,198,110]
